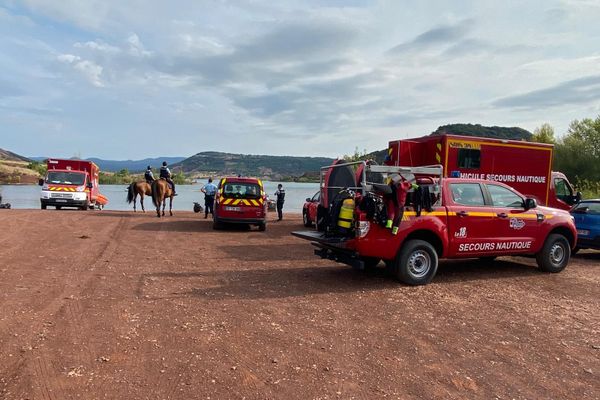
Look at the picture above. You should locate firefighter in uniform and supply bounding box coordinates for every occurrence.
[144,166,155,184]
[159,161,177,195]
[274,183,285,221]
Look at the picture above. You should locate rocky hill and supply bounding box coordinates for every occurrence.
[174,151,335,181]
[431,123,532,140]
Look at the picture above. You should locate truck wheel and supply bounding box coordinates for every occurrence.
[303,210,312,227]
[56,206,62,210]
[213,219,223,230]
[536,234,570,273]
[41,204,47,210]
[393,240,438,285]
[258,222,266,231]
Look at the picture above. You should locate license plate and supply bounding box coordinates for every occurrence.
[577,229,590,236]
[225,206,240,211]
[55,199,68,203]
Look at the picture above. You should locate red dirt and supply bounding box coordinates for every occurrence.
[0,210,598,399]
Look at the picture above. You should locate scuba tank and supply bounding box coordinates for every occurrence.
[337,198,355,230]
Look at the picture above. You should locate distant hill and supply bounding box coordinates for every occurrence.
[0,149,38,184]
[0,148,31,162]
[431,123,533,141]
[29,156,186,172]
[174,151,335,180]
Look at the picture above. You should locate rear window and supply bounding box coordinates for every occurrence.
[221,183,261,199]
[450,183,485,206]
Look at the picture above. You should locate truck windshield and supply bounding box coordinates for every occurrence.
[46,171,86,185]
[222,183,261,199]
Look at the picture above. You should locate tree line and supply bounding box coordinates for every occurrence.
[531,114,600,198]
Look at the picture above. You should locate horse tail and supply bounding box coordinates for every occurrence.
[151,180,160,208]
[126,182,135,204]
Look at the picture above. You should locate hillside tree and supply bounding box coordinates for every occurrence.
[531,123,556,144]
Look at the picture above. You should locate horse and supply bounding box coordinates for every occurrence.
[151,178,174,217]
[126,181,152,212]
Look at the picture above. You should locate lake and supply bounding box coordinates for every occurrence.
[0,182,320,213]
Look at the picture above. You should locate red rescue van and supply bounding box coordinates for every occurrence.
[386,134,580,210]
[213,177,267,231]
[39,158,108,210]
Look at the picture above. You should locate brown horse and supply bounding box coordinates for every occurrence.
[126,181,152,212]
[151,178,174,217]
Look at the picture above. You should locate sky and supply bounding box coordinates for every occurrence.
[1,0,600,160]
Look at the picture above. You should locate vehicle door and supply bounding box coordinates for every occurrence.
[308,191,320,221]
[571,201,600,246]
[446,182,498,256]
[484,183,539,254]
[554,176,576,208]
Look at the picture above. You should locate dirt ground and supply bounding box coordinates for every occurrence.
[0,210,598,400]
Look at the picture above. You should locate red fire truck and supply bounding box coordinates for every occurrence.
[39,158,108,210]
[292,162,577,285]
[386,134,580,210]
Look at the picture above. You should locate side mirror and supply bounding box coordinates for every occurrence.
[524,198,537,210]
[575,191,582,203]
[572,207,588,214]
[306,198,312,202]
[87,182,93,189]
[38,178,44,186]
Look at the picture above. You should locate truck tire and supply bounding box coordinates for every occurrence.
[258,222,266,231]
[536,234,570,273]
[213,219,223,230]
[393,240,438,285]
[41,204,47,210]
[56,206,62,210]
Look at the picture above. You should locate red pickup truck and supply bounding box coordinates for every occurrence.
[292,163,577,285]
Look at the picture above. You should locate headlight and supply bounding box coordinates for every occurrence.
[42,184,48,190]
[76,185,85,191]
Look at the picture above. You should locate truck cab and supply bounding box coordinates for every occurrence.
[292,162,577,285]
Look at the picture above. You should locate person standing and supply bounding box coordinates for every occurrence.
[201,177,217,219]
[159,161,177,195]
[144,166,155,184]
[274,183,285,221]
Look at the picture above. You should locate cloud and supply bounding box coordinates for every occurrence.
[387,21,473,54]
[492,75,600,110]
[57,53,104,87]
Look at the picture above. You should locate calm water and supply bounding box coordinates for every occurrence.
[0,182,319,213]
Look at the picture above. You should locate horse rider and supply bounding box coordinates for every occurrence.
[159,161,177,195]
[144,165,155,184]
[201,177,217,219]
